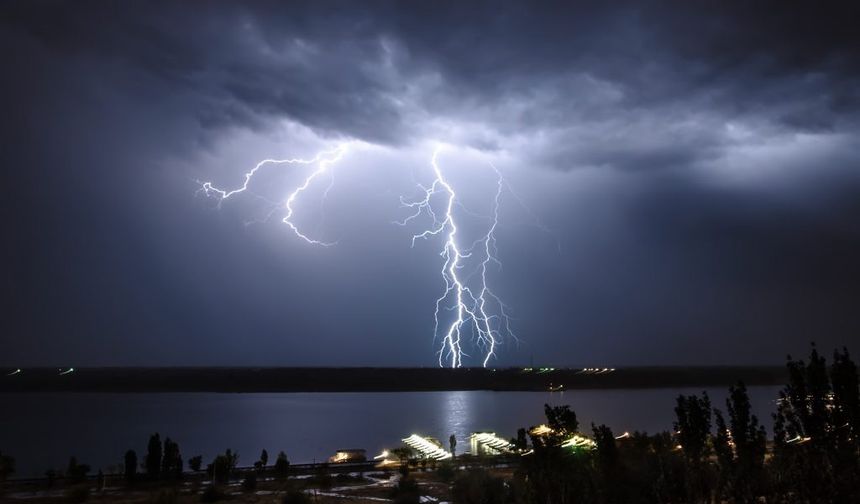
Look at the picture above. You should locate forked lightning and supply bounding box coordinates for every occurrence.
[200,143,516,367]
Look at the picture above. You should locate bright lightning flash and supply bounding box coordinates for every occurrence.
[199,145,349,246]
[199,143,516,368]
[397,147,516,367]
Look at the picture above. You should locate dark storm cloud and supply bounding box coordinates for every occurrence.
[4,1,859,160]
[2,1,860,366]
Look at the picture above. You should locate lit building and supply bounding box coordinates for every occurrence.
[402,434,452,460]
[328,448,367,463]
[470,432,516,456]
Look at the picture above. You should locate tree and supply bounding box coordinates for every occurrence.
[436,460,456,483]
[713,382,766,503]
[592,423,625,504]
[66,456,91,483]
[520,404,597,504]
[161,437,183,479]
[451,469,508,504]
[674,392,714,502]
[208,454,231,484]
[674,392,712,464]
[124,450,137,485]
[146,433,162,479]
[513,427,528,451]
[391,447,414,465]
[242,472,257,492]
[449,434,457,458]
[188,455,203,472]
[315,463,333,490]
[545,404,578,436]
[225,449,239,472]
[390,474,420,504]
[207,449,238,484]
[772,345,860,502]
[831,348,860,449]
[831,347,860,499]
[0,451,14,482]
[44,469,57,487]
[255,449,269,471]
[274,451,290,478]
[282,488,312,504]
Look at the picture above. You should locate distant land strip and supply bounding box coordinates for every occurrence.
[0,366,789,393]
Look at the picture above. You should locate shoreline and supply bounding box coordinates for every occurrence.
[0,366,788,393]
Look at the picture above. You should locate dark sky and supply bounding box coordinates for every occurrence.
[2,1,859,367]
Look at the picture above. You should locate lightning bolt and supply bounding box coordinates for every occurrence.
[200,142,517,367]
[397,146,515,367]
[198,145,349,246]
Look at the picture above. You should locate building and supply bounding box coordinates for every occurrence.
[469,432,516,456]
[328,448,367,463]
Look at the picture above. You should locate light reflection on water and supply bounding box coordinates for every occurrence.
[0,387,780,477]
[442,391,471,451]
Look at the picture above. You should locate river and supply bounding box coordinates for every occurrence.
[0,387,781,477]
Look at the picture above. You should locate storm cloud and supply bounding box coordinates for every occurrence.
[2,1,859,366]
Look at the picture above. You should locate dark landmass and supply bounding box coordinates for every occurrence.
[0,366,787,393]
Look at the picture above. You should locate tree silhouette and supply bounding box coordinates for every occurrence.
[514,427,528,451]
[161,437,182,479]
[188,455,202,472]
[274,451,290,479]
[713,382,766,503]
[544,404,578,436]
[145,433,162,479]
[674,392,714,502]
[66,456,90,483]
[772,344,860,502]
[123,450,137,485]
[0,451,14,482]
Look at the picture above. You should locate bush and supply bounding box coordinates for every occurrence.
[390,476,420,504]
[314,463,332,490]
[242,472,257,492]
[199,485,224,503]
[452,469,507,504]
[64,484,90,503]
[274,451,290,479]
[436,460,457,483]
[282,489,312,504]
[189,455,203,472]
[66,457,91,483]
[151,488,179,504]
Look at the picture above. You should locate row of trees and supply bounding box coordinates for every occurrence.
[449,345,859,504]
[122,435,290,486]
[123,433,186,484]
[5,433,290,490]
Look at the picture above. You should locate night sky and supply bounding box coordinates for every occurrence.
[2,1,859,367]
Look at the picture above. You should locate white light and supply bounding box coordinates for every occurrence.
[402,434,452,460]
[397,147,515,367]
[201,143,519,367]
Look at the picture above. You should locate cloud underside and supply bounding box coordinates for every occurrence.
[3,1,859,172]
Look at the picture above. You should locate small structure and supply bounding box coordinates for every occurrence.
[328,448,367,463]
[470,432,516,456]
[402,434,452,460]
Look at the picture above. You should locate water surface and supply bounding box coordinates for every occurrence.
[0,387,781,477]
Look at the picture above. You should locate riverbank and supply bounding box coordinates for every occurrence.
[0,366,787,393]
